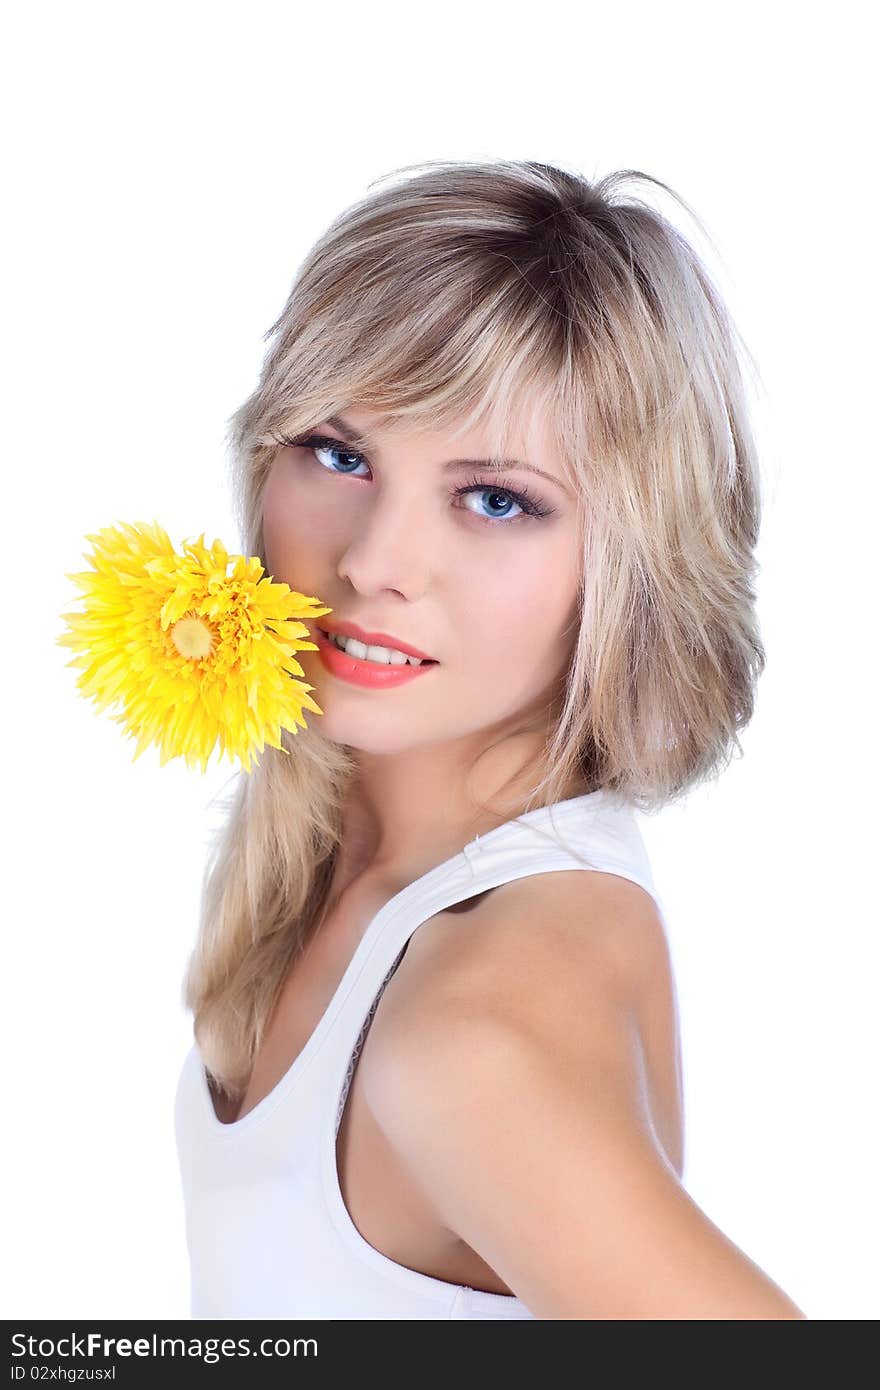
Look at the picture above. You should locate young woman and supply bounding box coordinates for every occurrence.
[174,158,805,1320]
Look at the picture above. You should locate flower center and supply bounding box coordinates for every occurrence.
[171,614,215,660]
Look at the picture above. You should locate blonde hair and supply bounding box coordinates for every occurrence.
[184,158,766,1099]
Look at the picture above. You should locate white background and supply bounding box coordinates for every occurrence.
[3,0,877,1321]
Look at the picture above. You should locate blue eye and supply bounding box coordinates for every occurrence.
[277,432,556,525]
[310,440,371,478]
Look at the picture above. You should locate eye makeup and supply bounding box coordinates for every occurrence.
[275,431,557,525]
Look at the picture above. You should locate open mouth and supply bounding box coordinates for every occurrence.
[316,627,438,667]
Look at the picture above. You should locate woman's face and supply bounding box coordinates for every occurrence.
[261,404,582,757]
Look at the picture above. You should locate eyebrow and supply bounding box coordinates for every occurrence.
[322,415,570,494]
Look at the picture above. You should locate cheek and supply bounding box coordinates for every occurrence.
[263,457,359,573]
[261,472,288,577]
[474,535,578,624]
[458,541,579,665]
[261,460,326,575]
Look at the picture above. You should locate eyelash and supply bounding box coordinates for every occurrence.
[276,433,555,524]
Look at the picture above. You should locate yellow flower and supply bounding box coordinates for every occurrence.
[57,520,332,774]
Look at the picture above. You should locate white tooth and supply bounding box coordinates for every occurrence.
[330,632,423,665]
[365,643,398,664]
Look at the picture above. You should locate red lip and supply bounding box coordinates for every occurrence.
[315,619,437,662]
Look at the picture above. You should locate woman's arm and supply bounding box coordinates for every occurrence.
[364,875,806,1320]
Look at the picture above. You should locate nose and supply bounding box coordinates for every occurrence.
[335,486,433,599]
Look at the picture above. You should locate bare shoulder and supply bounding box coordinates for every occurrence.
[468,866,676,1003]
[386,866,673,1011]
[371,866,683,1171]
[363,870,804,1319]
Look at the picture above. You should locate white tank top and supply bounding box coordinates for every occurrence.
[173,788,667,1320]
